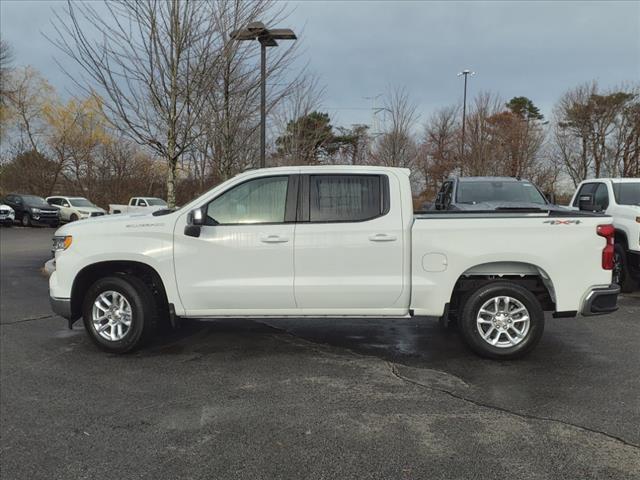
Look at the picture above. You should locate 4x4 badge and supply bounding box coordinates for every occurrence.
[543,220,582,225]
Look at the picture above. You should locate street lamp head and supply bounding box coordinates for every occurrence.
[457,69,475,76]
[230,23,297,46]
[247,21,266,32]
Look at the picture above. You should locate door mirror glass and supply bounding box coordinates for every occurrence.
[578,194,595,211]
[188,207,206,226]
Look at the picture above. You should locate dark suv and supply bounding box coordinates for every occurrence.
[3,194,60,227]
[431,176,556,211]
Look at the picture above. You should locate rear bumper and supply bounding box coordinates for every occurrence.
[50,296,72,320]
[581,284,620,316]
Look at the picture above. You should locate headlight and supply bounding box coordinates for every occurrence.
[31,207,41,213]
[78,210,90,215]
[52,235,73,251]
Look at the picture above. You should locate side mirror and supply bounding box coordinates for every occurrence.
[189,207,205,226]
[184,207,206,238]
[435,193,444,211]
[578,194,595,212]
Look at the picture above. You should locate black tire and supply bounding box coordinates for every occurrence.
[21,213,31,227]
[613,244,638,293]
[70,213,78,222]
[458,281,545,360]
[82,275,159,353]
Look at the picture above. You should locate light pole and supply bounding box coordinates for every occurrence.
[457,69,475,164]
[230,22,297,168]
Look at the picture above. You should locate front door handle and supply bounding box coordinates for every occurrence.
[369,233,397,242]
[260,234,289,244]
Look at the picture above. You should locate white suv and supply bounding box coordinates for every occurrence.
[46,196,106,223]
[570,178,640,292]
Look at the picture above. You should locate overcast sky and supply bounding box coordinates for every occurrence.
[1,0,639,128]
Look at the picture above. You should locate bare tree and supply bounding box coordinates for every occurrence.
[2,67,54,155]
[462,92,503,176]
[371,87,419,169]
[51,0,224,206]
[0,38,15,127]
[419,106,459,196]
[553,82,640,184]
[271,73,326,165]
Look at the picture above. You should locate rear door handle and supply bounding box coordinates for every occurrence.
[369,233,397,242]
[260,235,289,244]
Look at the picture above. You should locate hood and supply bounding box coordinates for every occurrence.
[54,210,177,237]
[75,206,106,213]
[26,203,58,211]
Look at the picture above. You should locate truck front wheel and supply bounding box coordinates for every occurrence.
[459,281,545,360]
[82,275,158,353]
[613,244,638,293]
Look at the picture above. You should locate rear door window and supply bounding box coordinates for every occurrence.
[309,175,384,222]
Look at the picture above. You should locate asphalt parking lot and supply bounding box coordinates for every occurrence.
[1,226,639,480]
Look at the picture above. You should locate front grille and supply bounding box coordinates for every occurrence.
[90,212,105,217]
[0,209,10,215]
[40,211,58,217]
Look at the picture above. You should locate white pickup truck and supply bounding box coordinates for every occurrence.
[108,197,168,215]
[569,178,640,292]
[49,166,619,359]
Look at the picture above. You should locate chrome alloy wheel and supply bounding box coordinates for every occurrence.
[476,296,530,348]
[92,290,133,341]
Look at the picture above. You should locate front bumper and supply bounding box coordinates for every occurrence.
[32,216,60,226]
[581,284,620,316]
[50,296,72,319]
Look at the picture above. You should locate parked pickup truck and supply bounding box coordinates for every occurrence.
[49,166,619,359]
[569,178,640,292]
[108,197,168,215]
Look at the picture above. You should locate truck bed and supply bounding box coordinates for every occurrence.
[410,209,612,316]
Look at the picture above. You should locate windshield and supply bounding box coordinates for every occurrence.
[612,182,640,206]
[146,198,167,206]
[69,198,95,207]
[22,195,49,207]
[456,181,547,205]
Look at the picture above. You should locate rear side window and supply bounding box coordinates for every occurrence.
[309,175,384,222]
[593,183,609,211]
[572,183,597,207]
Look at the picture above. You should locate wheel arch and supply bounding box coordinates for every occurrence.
[449,261,556,315]
[70,260,169,321]
[614,229,628,248]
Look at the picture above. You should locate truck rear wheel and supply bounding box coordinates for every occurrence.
[458,281,544,360]
[82,275,158,353]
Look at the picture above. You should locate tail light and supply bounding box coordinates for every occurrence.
[597,224,615,270]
